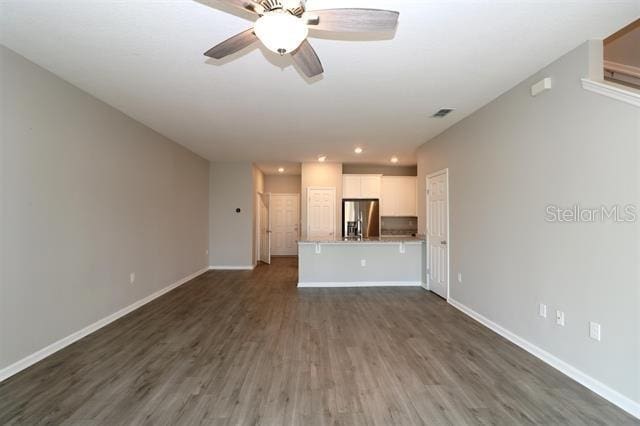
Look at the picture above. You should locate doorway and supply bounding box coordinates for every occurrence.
[270,193,300,256]
[426,169,449,299]
[259,192,271,264]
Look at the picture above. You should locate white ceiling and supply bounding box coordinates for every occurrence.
[2,1,639,165]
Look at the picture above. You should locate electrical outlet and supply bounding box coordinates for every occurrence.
[556,310,565,326]
[360,259,366,267]
[457,273,462,283]
[589,322,601,341]
[129,273,135,284]
[539,303,547,318]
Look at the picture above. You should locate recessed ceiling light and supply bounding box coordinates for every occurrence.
[354,147,363,154]
[278,167,285,173]
[390,156,399,164]
[318,155,327,162]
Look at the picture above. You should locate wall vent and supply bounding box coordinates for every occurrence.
[432,108,454,118]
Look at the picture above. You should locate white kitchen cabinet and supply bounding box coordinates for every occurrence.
[381,178,399,216]
[381,176,417,216]
[343,175,362,199]
[360,175,382,198]
[342,174,382,199]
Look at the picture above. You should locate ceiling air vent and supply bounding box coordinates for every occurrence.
[432,108,455,118]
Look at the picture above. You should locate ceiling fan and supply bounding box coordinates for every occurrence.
[204,0,399,78]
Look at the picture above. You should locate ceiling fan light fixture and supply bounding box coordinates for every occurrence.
[254,10,308,55]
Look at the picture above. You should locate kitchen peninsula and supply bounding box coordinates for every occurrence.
[297,236,426,287]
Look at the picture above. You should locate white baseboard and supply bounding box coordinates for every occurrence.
[448,298,640,419]
[298,281,422,288]
[209,265,255,270]
[0,266,210,384]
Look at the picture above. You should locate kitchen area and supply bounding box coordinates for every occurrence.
[297,165,426,288]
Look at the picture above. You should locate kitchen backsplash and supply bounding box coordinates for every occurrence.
[381,216,418,236]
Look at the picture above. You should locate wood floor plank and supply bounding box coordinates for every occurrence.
[0,257,637,425]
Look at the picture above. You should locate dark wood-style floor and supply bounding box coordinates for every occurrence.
[1,258,637,425]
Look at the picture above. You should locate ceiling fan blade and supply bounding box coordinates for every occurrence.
[204,28,258,59]
[218,0,264,14]
[292,40,324,78]
[305,8,399,32]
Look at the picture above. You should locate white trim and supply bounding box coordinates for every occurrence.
[258,192,272,265]
[255,191,262,265]
[209,265,255,270]
[448,298,640,419]
[604,60,640,79]
[298,281,422,288]
[0,266,210,383]
[425,168,450,299]
[581,78,640,107]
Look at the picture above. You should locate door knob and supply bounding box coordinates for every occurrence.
[440,240,447,245]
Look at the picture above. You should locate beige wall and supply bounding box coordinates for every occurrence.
[417,42,639,404]
[301,162,343,239]
[264,175,301,194]
[1,46,210,371]
[605,19,640,68]
[209,163,254,268]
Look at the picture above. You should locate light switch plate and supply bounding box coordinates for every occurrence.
[556,310,565,326]
[539,303,547,318]
[589,322,601,341]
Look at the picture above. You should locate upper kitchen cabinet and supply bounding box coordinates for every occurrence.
[343,175,361,198]
[381,176,417,216]
[360,175,382,198]
[342,174,382,199]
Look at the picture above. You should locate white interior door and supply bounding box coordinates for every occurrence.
[271,194,299,256]
[427,170,449,299]
[307,188,336,240]
[259,193,271,264]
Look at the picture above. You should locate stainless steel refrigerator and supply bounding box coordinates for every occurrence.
[342,199,380,238]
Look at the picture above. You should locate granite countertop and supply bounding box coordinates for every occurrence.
[298,235,426,244]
